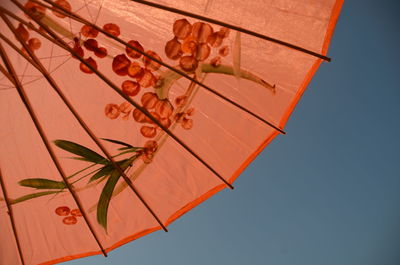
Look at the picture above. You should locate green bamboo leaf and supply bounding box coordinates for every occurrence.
[54,140,107,164]
[101,138,134,148]
[89,165,113,183]
[11,191,63,204]
[19,178,66,189]
[117,146,141,152]
[118,146,133,151]
[68,157,93,162]
[97,159,132,230]
[89,159,131,183]
[233,31,241,79]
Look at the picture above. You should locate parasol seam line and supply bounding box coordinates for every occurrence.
[0,33,108,258]
[130,0,331,62]
[8,1,235,190]
[0,168,26,265]
[0,13,168,234]
[31,0,286,135]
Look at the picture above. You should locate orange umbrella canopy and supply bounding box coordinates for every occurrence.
[0,0,343,264]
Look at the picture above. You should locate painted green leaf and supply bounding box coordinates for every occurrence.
[117,146,135,151]
[19,178,66,189]
[97,159,132,230]
[101,138,134,148]
[89,165,114,183]
[11,191,63,204]
[54,140,107,164]
[89,159,132,183]
[68,157,93,162]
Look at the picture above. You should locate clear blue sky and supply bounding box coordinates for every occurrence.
[68,1,400,264]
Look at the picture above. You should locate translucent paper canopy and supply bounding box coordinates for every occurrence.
[0,0,343,264]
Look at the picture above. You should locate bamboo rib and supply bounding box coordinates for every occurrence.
[7,0,235,190]
[130,0,331,62]
[0,168,26,265]
[1,11,168,233]
[0,40,108,258]
[32,0,286,135]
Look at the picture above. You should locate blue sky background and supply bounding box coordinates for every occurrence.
[68,0,400,264]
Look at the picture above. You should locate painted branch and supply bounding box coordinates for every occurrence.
[31,0,285,134]
[0,39,108,257]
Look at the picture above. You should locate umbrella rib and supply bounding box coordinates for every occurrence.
[0,168,26,265]
[0,41,108,258]
[0,14,168,234]
[7,1,235,191]
[30,0,286,135]
[130,0,331,62]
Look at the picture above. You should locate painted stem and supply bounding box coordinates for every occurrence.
[156,64,275,100]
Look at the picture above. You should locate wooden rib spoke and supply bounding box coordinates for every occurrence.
[30,0,286,134]
[1,10,168,233]
[130,0,331,62]
[6,0,235,190]
[0,39,108,257]
[0,168,26,265]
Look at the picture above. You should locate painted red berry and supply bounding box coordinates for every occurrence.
[103,23,120,37]
[192,22,213,43]
[132,108,147,123]
[94,47,107,58]
[80,25,99,38]
[165,38,182,60]
[70,209,82,217]
[112,54,131,76]
[83,39,98,51]
[79,57,97,74]
[28,38,41,50]
[195,43,211,61]
[141,92,158,109]
[173,19,192,40]
[141,126,157,138]
[138,69,156,88]
[126,40,144,59]
[55,206,70,216]
[121,80,140,97]
[142,50,162,71]
[63,216,77,225]
[155,100,174,119]
[16,23,29,42]
[104,103,120,119]
[128,62,143,78]
[179,56,198,72]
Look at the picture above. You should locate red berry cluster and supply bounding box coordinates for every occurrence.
[20,0,74,54]
[55,206,83,225]
[102,30,177,139]
[16,23,42,55]
[132,92,174,138]
[138,140,158,163]
[23,0,46,19]
[104,102,133,120]
[165,19,231,71]
[174,107,195,130]
[73,23,112,74]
